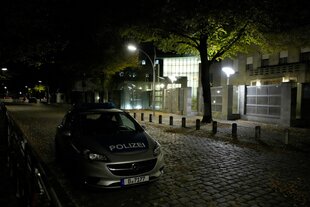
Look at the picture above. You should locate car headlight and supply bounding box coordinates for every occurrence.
[83,149,109,162]
[153,142,161,157]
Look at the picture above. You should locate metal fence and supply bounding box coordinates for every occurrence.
[0,103,68,207]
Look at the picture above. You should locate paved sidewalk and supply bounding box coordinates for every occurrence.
[128,110,310,153]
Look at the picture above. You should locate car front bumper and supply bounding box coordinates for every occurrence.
[72,153,164,188]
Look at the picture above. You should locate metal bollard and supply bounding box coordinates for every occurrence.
[196,119,200,130]
[141,113,144,121]
[284,128,289,145]
[149,114,152,122]
[182,117,186,128]
[212,121,217,134]
[255,126,261,140]
[232,123,237,139]
[159,115,162,124]
[134,112,136,119]
[169,116,173,126]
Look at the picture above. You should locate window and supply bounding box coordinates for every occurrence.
[246,64,253,70]
[261,54,269,67]
[279,51,288,64]
[261,59,269,67]
[163,57,199,97]
[279,57,288,64]
[246,57,253,70]
[300,52,310,62]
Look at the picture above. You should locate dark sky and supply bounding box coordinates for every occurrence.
[1,0,310,96]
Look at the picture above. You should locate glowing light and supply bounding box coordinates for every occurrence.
[222,67,235,85]
[127,45,137,51]
[168,76,177,83]
[135,105,142,110]
[222,67,235,77]
[282,77,290,82]
[125,104,132,110]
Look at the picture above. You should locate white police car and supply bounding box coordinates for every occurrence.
[54,103,164,188]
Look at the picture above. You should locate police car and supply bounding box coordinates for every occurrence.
[54,103,164,188]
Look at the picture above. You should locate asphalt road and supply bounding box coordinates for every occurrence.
[5,104,310,207]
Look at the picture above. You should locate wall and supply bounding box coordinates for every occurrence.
[162,87,192,115]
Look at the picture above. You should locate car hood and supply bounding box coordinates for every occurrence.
[74,131,152,153]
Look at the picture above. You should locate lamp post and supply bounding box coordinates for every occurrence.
[128,44,156,116]
[1,68,8,95]
[1,68,8,77]
[38,80,50,104]
[222,67,235,85]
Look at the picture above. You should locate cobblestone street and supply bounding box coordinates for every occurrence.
[2,104,310,206]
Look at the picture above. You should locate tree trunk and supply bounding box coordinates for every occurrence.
[199,37,213,123]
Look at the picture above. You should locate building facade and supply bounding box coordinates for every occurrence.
[160,46,310,126]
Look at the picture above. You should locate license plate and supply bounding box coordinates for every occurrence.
[121,176,149,186]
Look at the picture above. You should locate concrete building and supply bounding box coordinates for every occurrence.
[159,46,310,127]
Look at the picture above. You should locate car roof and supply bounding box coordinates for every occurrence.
[69,102,123,113]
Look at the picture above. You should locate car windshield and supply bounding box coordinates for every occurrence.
[76,111,142,135]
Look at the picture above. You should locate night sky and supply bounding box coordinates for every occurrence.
[1,0,309,97]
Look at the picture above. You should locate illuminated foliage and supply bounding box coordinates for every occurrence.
[122,0,272,122]
[33,84,46,92]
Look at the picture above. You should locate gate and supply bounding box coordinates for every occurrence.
[246,85,281,118]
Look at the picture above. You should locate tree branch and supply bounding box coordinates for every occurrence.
[211,22,249,62]
[168,29,200,49]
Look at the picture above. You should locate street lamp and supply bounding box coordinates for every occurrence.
[127,44,156,116]
[38,80,50,104]
[222,67,235,85]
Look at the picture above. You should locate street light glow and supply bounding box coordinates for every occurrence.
[1,68,8,71]
[222,67,235,85]
[222,67,235,77]
[168,75,177,83]
[127,45,137,51]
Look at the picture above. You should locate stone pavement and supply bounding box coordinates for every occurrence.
[128,110,310,153]
[50,122,309,207]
